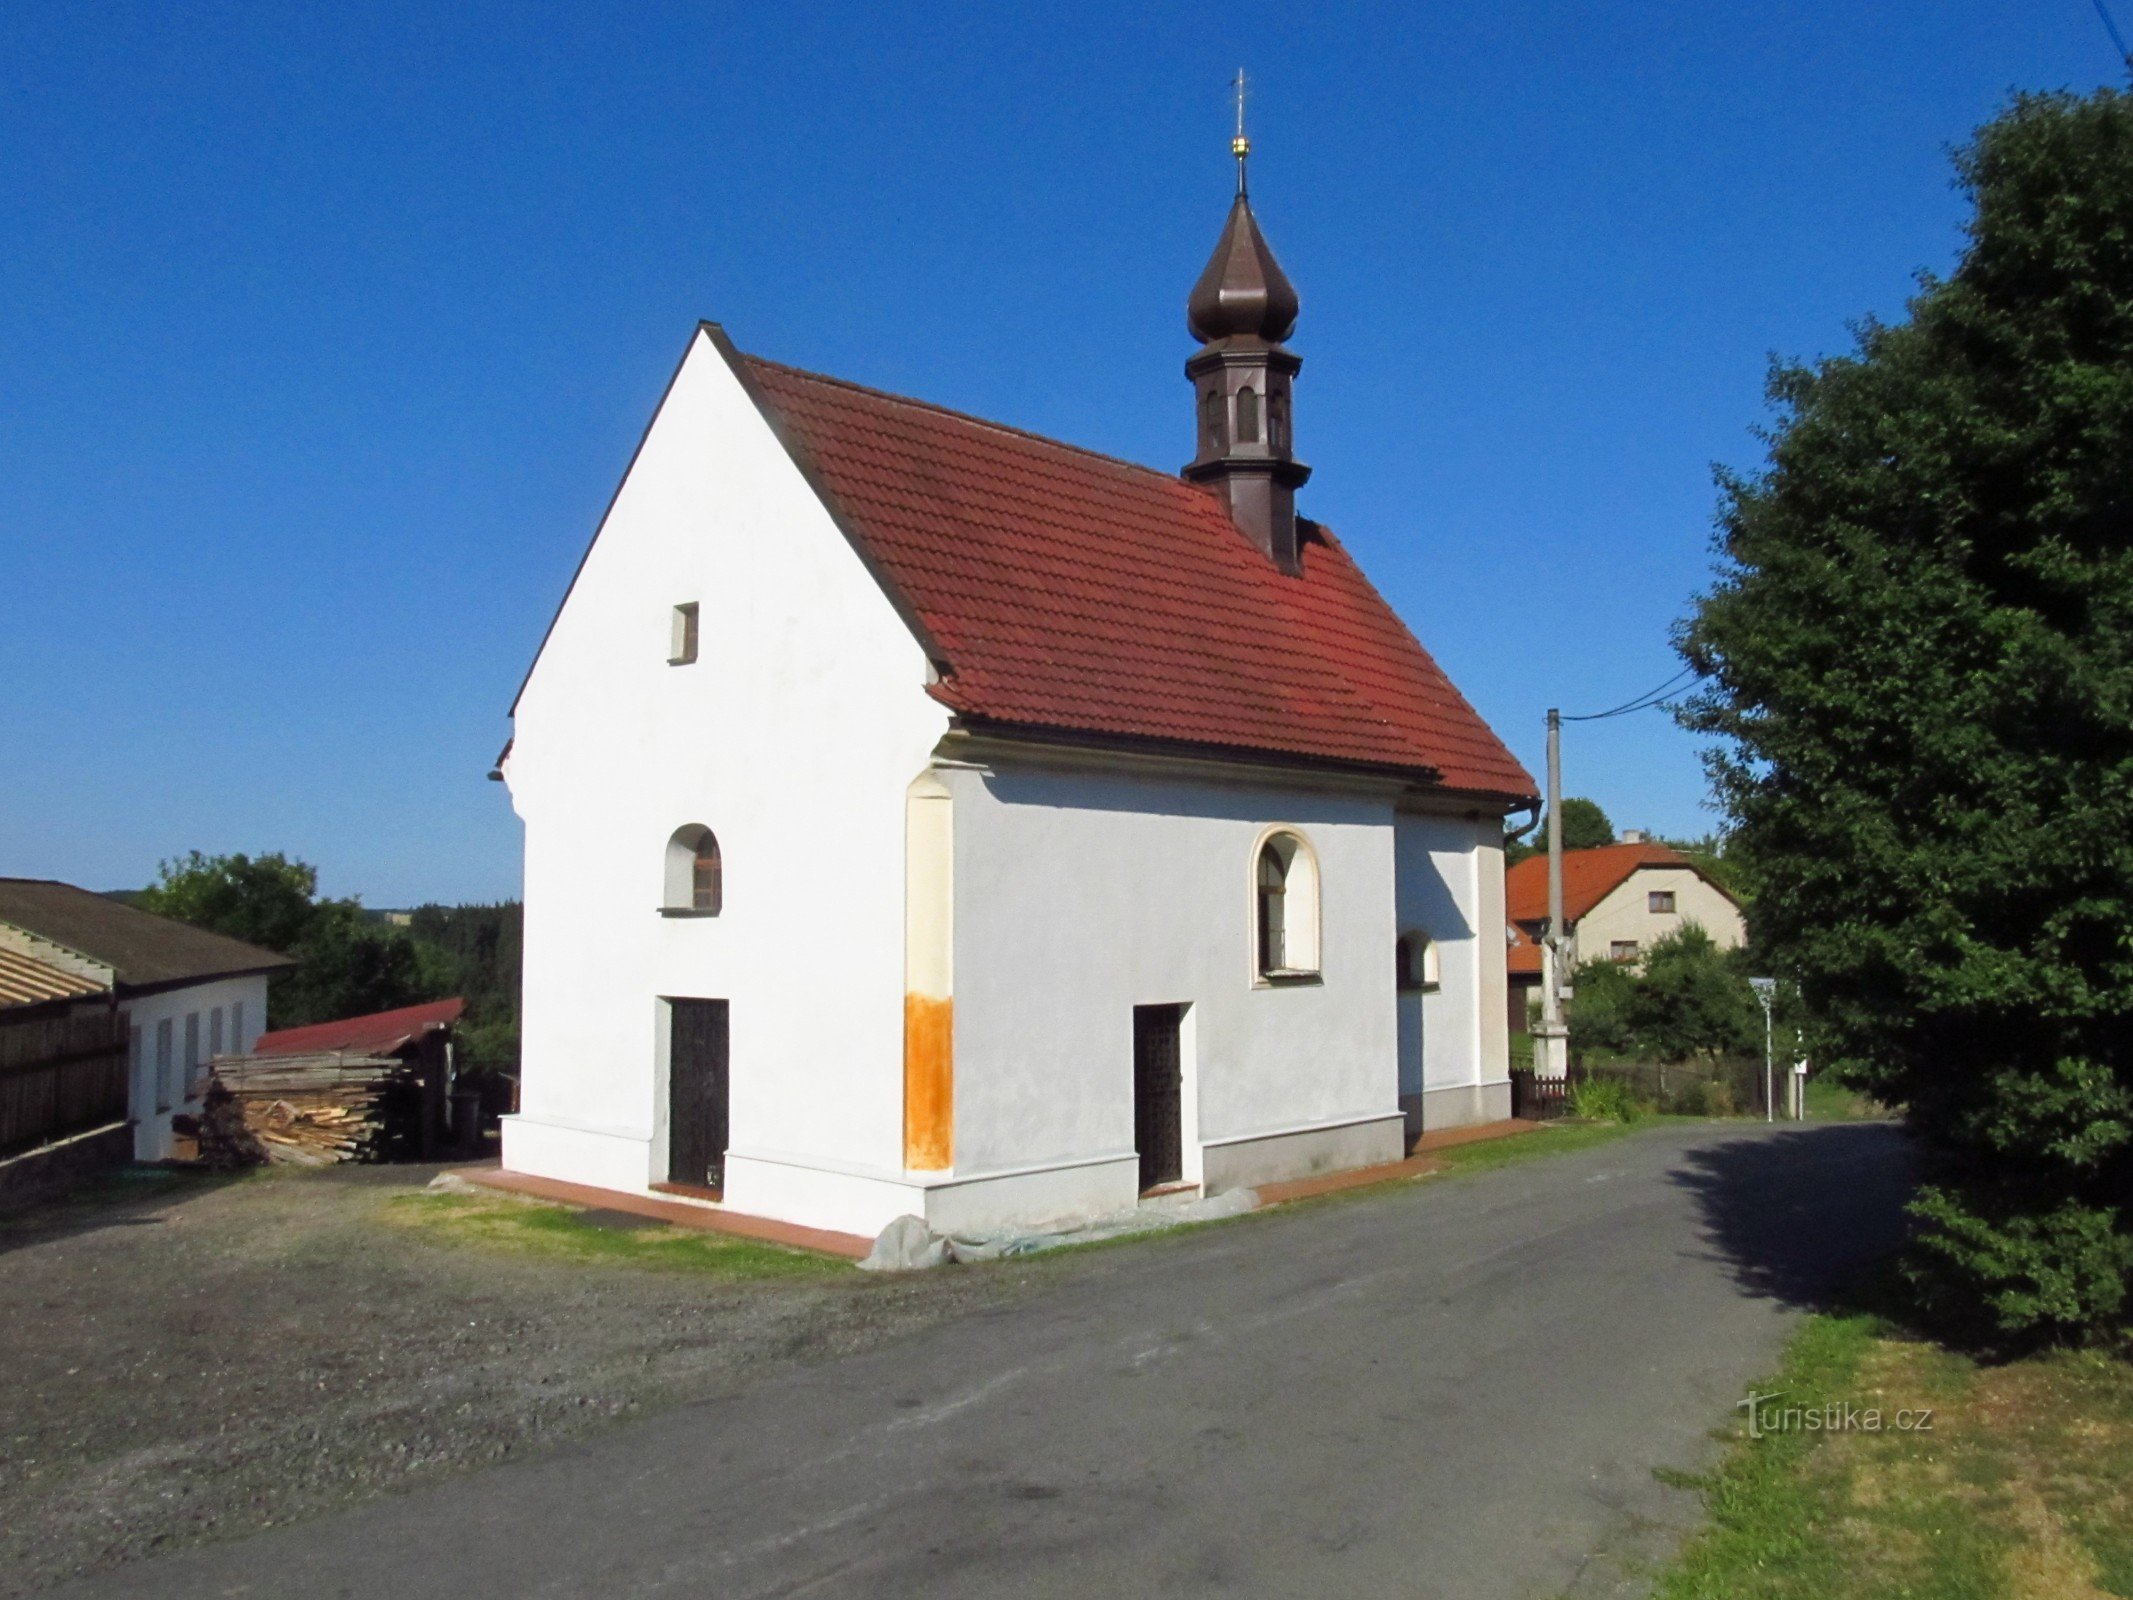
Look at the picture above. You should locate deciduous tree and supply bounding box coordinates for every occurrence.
[1678,90,2133,1342]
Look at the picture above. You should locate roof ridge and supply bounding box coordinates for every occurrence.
[739,350,1208,493]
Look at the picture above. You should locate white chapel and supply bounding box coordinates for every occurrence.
[498,142,1537,1238]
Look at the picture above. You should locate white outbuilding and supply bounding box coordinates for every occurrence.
[0,878,288,1160]
[499,157,1537,1238]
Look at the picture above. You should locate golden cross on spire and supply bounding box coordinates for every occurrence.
[1232,67,1251,196]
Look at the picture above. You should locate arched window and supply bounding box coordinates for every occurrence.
[1396,931,1440,991]
[1203,388,1228,451]
[1236,386,1261,442]
[663,825,721,915]
[1267,388,1289,450]
[1254,830,1320,979]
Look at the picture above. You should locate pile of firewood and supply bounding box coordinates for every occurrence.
[199,1054,414,1167]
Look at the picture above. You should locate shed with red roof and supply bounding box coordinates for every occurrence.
[250,998,465,1061]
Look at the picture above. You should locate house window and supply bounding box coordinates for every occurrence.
[1254,830,1320,980]
[1610,940,1640,962]
[1648,890,1676,914]
[155,1019,173,1112]
[669,602,700,665]
[1397,931,1441,991]
[231,1000,245,1052]
[184,1012,203,1097]
[209,1006,225,1061]
[1236,385,1261,443]
[663,825,722,915]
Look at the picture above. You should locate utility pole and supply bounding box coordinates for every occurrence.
[1533,709,1570,1082]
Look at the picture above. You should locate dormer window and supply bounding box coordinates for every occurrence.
[669,602,700,665]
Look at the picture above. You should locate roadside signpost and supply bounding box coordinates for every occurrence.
[1749,978,1777,1123]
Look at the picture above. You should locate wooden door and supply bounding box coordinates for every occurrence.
[668,999,729,1190]
[1133,1003,1186,1193]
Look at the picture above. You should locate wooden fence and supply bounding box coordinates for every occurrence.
[1574,1056,1770,1117]
[1509,1069,1570,1121]
[0,1007,128,1157]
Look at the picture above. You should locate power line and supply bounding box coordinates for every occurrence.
[2092,0,2133,73]
[1561,664,1704,722]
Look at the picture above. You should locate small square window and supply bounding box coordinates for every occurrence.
[1610,940,1640,962]
[1648,890,1676,914]
[669,602,700,665]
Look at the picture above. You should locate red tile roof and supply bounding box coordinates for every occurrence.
[1507,921,1544,977]
[1504,843,1702,927]
[733,345,1535,799]
[251,998,464,1060]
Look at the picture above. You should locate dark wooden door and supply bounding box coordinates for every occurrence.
[668,999,729,1190]
[1133,1003,1186,1192]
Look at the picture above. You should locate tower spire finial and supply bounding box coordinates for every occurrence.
[1185,71,1310,573]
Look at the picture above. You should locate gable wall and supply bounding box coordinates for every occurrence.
[1571,866,1746,967]
[506,331,949,1192]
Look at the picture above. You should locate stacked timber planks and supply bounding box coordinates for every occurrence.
[202,1053,412,1166]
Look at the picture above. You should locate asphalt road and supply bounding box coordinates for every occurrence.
[47,1120,1910,1600]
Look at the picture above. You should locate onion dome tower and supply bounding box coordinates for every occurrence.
[1183,79,1310,573]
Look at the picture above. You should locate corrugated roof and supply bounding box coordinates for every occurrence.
[0,880,294,991]
[729,346,1536,799]
[0,947,109,1010]
[251,998,464,1059]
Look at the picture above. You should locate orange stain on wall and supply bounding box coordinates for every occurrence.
[903,993,953,1170]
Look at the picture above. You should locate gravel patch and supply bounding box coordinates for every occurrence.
[0,1164,1025,1596]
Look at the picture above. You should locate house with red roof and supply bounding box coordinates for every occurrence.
[1504,840,1747,1032]
[497,140,1537,1237]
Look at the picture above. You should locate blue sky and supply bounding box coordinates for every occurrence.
[2,2,2123,905]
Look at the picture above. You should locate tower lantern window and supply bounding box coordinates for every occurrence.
[1203,388,1228,450]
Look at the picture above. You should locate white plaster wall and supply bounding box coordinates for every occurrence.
[1570,866,1746,967]
[943,760,1402,1184]
[506,329,948,1197]
[1393,811,1502,1099]
[121,974,269,1159]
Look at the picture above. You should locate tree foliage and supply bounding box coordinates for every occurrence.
[1568,926,1762,1063]
[140,851,425,1029]
[1508,796,1616,863]
[1557,797,1617,851]
[1677,91,2133,1342]
[136,851,318,955]
[140,856,527,1071]
[403,902,522,1072]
